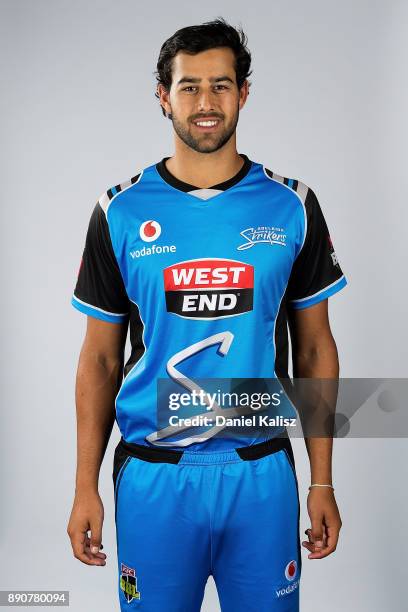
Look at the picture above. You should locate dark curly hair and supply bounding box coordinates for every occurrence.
[154,17,252,116]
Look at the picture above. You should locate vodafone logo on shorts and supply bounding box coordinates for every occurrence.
[140,220,161,242]
[163,258,254,319]
[275,560,299,599]
[285,560,297,581]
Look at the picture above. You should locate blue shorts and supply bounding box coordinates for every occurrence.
[113,436,302,611]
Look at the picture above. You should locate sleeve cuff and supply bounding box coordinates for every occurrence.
[71,294,129,323]
[288,275,348,310]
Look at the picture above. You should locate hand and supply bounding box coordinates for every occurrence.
[302,487,342,559]
[67,490,107,566]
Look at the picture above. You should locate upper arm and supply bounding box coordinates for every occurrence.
[288,298,341,380]
[71,198,131,361]
[82,316,128,362]
[71,200,131,324]
[286,186,347,310]
[288,299,332,353]
[287,300,340,383]
[285,186,347,355]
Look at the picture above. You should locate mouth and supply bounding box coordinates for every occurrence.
[191,117,222,132]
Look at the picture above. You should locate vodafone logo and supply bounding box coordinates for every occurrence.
[285,560,297,581]
[140,220,161,242]
[163,258,254,320]
[275,560,299,599]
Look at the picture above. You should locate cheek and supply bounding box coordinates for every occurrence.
[170,96,193,119]
[222,93,240,112]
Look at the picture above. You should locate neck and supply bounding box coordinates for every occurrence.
[165,134,244,189]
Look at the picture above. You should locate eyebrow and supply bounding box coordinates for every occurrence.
[176,75,235,85]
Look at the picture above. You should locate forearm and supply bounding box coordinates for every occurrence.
[74,347,123,494]
[293,338,339,486]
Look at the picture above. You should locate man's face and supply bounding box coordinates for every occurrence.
[160,47,248,153]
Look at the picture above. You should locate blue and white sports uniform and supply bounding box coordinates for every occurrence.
[71,154,347,611]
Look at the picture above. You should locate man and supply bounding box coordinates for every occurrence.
[67,18,346,612]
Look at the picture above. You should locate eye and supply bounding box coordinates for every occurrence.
[214,84,228,91]
[183,86,197,92]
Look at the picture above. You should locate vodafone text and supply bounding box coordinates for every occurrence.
[130,244,176,258]
[276,580,299,598]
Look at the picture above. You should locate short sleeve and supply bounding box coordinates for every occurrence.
[286,187,347,309]
[71,201,130,323]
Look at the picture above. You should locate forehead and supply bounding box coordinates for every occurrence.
[171,47,236,81]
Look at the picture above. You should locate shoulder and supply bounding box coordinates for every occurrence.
[262,164,317,211]
[97,166,147,216]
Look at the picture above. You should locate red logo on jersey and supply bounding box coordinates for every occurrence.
[163,258,254,319]
[140,220,161,242]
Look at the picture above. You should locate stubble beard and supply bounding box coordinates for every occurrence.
[169,105,240,154]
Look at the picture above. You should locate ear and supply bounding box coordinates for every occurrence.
[157,84,172,117]
[238,79,250,110]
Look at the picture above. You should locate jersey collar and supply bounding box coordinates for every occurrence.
[155,153,252,194]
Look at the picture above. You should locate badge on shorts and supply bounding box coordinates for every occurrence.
[120,562,141,603]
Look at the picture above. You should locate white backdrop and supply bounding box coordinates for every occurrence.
[1,0,407,610]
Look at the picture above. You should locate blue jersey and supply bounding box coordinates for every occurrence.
[71,154,347,450]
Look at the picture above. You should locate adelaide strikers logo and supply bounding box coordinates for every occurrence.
[285,559,297,581]
[237,225,287,250]
[140,220,162,242]
[120,562,141,603]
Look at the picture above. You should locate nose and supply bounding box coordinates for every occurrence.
[196,88,215,113]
